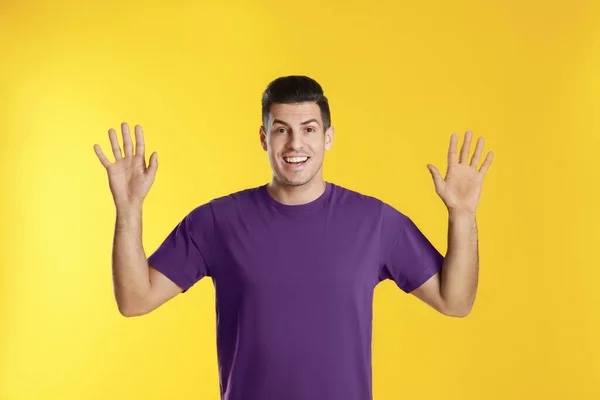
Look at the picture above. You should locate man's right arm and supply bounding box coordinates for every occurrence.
[94,122,182,317]
[113,205,183,317]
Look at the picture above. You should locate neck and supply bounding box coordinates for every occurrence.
[267,177,327,206]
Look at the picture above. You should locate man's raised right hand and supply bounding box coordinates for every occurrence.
[94,123,158,209]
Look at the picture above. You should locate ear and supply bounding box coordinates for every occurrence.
[324,126,334,151]
[259,126,268,151]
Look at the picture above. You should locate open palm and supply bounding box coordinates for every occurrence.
[427,131,494,215]
[94,123,158,209]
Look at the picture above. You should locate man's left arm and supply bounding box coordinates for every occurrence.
[411,130,493,318]
[412,211,478,317]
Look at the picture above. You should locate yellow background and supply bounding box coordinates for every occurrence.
[1,0,599,399]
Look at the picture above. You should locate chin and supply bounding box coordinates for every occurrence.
[272,160,323,188]
[279,178,310,187]
[275,173,313,187]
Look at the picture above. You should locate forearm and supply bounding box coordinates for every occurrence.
[112,204,151,316]
[440,210,479,316]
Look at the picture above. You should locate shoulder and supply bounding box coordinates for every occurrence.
[186,185,263,219]
[329,182,410,223]
[329,183,388,213]
[329,182,381,206]
[209,185,261,207]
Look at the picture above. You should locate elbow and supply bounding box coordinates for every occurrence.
[439,292,475,318]
[115,287,153,317]
[118,306,145,318]
[116,299,149,318]
[441,302,473,318]
[445,307,472,318]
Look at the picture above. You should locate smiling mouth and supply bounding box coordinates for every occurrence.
[283,156,309,165]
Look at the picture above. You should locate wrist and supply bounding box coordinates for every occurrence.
[448,208,477,222]
[115,203,143,223]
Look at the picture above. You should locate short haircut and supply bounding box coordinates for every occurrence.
[261,75,331,130]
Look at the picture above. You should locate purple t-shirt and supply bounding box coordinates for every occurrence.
[148,182,444,400]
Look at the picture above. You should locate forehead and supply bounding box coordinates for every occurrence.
[269,102,322,124]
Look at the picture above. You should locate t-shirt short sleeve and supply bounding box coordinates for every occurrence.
[147,203,216,293]
[379,202,444,293]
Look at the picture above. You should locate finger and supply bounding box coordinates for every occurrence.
[470,136,484,167]
[147,151,158,178]
[108,128,122,160]
[447,133,458,166]
[427,164,444,191]
[459,130,473,164]
[121,122,133,157]
[93,144,111,168]
[478,151,494,175]
[135,125,145,158]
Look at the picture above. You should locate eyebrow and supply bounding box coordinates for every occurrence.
[272,118,321,127]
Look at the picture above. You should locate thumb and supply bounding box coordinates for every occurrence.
[147,151,158,177]
[427,164,444,191]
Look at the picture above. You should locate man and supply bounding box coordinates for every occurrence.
[93,75,494,400]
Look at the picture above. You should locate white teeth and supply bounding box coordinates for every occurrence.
[284,156,308,163]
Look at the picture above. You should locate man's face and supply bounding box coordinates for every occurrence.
[260,102,334,187]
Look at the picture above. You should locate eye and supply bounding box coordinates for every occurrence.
[306,127,316,133]
[276,127,287,134]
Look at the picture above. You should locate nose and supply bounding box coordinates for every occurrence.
[288,131,304,150]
